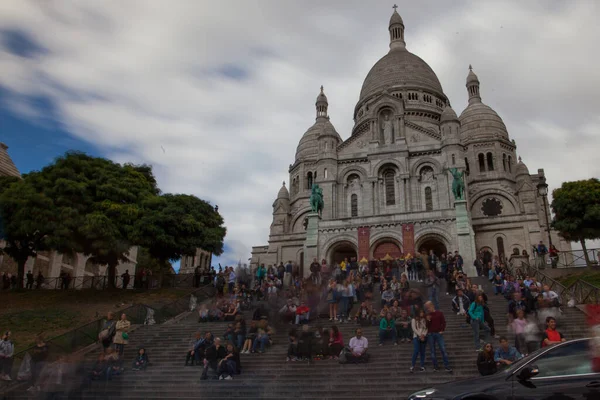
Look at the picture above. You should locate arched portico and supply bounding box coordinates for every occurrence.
[415,233,449,257]
[326,241,358,266]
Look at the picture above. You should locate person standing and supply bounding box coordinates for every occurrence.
[310,258,321,286]
[35,271,44,289]
[0,331,14,381]
[468,295,491,351]
[424,270,440,310]
[284,261,293,288]
[537,241,548,269]
[427,250,437,273]
[99,312,116,353]
[29,335,48,388]
[113,313,131,357]
[26,271,34,290]
[425,301,452,372]
[410,310,428,373]
[549,245,560,268]
[228,267,236,294]
[121,270,131,290]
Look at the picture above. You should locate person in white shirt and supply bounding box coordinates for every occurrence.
[347,328,369,364]
[542,285,560,307]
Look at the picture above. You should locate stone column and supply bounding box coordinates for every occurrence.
[455,199,477,277]
[303,213,320,279]
[48,251,63,277]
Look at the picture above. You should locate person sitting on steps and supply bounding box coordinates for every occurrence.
[347,328,369,364]
[201,338,226,380]
[379,312,397,346]
[132,347,149,371]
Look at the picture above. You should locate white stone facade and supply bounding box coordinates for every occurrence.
[251,10,571,273]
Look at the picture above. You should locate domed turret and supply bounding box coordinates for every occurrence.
[516,156,530,177]
[389,5,405,50]
[459,66,509,142]
[440,104,459,123]
[295,87,342,161]
[277,181,289,200]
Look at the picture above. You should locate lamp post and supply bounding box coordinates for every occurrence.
[536,175,553,249]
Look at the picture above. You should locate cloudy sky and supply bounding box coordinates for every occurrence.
[1,0,599,268]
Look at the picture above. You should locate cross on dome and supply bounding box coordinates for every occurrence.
[393,4,398,10]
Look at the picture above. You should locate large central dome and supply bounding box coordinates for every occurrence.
[359,48,444,102]
[357,9,445,107]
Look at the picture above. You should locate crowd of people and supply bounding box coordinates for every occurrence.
[0,246,576,391]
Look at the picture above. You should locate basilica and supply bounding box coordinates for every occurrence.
[251,9,569,276]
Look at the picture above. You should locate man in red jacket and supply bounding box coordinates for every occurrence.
[295,301,310,325]
[425,301,452,372]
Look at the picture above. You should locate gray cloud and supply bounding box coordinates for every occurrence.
[1,0,599,264]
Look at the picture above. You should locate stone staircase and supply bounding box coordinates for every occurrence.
[7,277,589,400]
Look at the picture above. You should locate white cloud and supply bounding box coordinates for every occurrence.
[1,0,599,264]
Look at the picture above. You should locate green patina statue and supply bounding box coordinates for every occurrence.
[449,167,465,200]
[309,184,324,215]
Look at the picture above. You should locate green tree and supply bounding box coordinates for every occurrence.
[132,193,226,286]
[25,152,159,287]
[0,176,58,288]
[551,178,600,266]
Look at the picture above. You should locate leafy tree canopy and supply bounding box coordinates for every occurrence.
[551,178,600,265]
[132,193,226,264]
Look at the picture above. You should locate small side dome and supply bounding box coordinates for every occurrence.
[440,104,459,123]
[295,119,341,161]
[516,156,530,177]
[459,102,509,141]
[277,181,289,199]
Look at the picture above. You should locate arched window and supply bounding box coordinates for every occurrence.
[465,158,470,174]
[478,154,486,172]
[451,154,456,165]
[307,172,313,189]
[502,154,507,171]
[508,156,512,172]
[314,171,317,180]
[351,194,358,217]
[384,170,396,206]
[496,237,505,260]
[425,187,433,211]
[324,168,328,179]
[486,152,494,171]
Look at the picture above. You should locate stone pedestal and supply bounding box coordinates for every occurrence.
[303,212,320,279]
[455,200,477,277]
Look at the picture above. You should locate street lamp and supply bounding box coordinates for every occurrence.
[536,175,553,250]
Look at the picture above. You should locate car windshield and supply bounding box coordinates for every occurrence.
[502,339,590,376]
[501,346,549,375]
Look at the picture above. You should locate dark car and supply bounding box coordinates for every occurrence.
[408,338,600,399]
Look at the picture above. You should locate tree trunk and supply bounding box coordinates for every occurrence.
[107,263,117,289]
[581,238,592,267]
[17,258,26,289]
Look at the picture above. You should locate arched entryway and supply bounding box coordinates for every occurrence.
[328,241,358,265]
[372,240,403,260]
[416,235,448,257]
[480,246,493,265]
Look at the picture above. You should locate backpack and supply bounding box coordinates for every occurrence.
[338,346,351,364]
